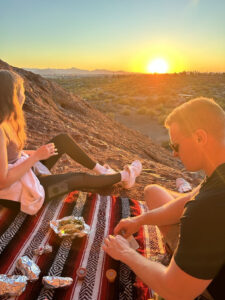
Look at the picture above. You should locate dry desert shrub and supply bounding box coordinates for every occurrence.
[122,108,131,116]
[146,108,158,117]
[106,112,115,119]
[137,106,148,115]
[157,114,166,125]
[156,95,169,103]
[116,97,132,106]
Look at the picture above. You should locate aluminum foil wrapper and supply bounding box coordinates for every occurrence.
[33,244,52,256]
[16,256,40,281]
[42,276,73,289]
[50,216,90,238]
[0,275,28,297]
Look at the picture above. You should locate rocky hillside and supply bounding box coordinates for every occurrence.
[0,60,200,200]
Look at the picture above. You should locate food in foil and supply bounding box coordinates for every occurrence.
[0,275,28,297]
[42,276,73,289]
[33,244,52,255]
[16,256,41,281]
[50,216,90,238]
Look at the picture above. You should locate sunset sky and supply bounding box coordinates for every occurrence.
[1,0,225,73]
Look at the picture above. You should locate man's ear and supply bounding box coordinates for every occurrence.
[194,129,208,145]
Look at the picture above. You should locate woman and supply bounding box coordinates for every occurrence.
[0,70,142,215]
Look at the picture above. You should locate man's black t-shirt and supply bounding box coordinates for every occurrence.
[174,163,225,299]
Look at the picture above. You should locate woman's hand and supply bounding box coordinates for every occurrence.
[34,143,58,161]
[114,217,141,238]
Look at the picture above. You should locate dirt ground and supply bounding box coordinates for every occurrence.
[115,111,169,145]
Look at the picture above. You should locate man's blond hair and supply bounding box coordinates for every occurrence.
[165,97,225,140]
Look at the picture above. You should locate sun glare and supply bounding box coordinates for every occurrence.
[147,58,169,74]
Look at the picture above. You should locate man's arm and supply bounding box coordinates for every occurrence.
[139,187,200,227]
[103,235,211,300]
[114,186,201,237]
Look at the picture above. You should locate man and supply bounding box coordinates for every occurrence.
[103,97,225,300]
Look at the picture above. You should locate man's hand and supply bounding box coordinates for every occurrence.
[114,216,141,238]
[34,143,58,161]
[102,235,134,261]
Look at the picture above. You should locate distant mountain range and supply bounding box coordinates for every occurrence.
[25,67,130,77]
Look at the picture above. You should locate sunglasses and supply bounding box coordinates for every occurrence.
[169,142,179,153]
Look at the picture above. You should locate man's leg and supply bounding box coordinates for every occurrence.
[144,184,181,254]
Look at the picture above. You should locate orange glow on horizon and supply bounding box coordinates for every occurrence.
[147,58,169,74]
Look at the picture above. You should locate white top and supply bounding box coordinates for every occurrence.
[0,154,45,215]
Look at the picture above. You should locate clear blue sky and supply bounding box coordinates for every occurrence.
[0,0,225,72]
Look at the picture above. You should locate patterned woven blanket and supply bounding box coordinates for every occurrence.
[0,192,165,300]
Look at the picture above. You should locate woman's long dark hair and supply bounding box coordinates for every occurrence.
[0,70,26,150]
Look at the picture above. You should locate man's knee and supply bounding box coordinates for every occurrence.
[144,184,163,198]
[144,184,172,210]
[144,184,162,208]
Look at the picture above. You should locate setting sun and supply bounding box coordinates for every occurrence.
[147,58,169,74]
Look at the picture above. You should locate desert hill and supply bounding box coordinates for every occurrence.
[25,67,129,77]
[0,59,199,200]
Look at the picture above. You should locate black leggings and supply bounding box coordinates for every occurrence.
[41,133,97,170]
[39,134,121,200]
[0,134,121,209]
[39,172,121,202]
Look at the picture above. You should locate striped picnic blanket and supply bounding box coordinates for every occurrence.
[0,192,165,300]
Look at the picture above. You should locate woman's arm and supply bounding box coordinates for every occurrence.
[0,128,57,189]
[22,149,36,155]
